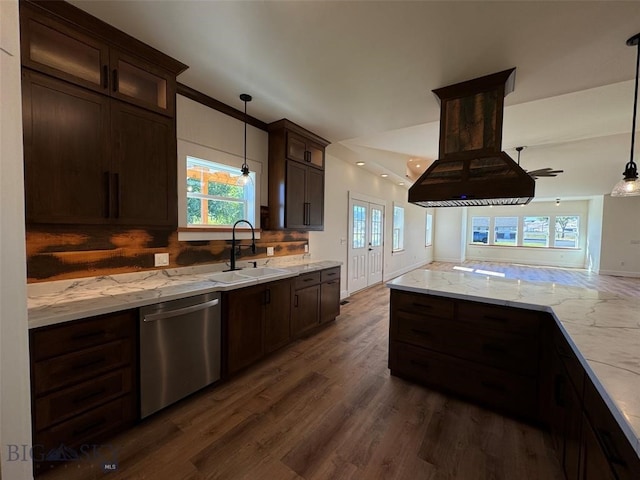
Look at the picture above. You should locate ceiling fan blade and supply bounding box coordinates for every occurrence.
[527,168,564,179]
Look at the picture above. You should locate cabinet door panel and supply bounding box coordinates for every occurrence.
[292,285,320,337]
[111,49,174,115]
[265,280,292,353]
[582,416,616,480]
[111,101,176,226]
[20,6,109,93]
[226,285,265,374]
[307,142,325,169]
[22,71,110,224]
[306,167,324,229]
[320,280,340,324]
[286,132,307,163]
[285,161,307,229]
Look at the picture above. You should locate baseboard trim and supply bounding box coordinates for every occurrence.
[598,269,640,278]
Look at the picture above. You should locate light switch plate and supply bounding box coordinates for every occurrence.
[267,246,275,256]
[154,253,169,267]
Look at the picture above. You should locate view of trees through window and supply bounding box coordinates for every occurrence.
[186,157,253,226]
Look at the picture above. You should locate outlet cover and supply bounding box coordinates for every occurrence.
[304,244,309,253]
[154,253,169,267]
[267,246,275,256]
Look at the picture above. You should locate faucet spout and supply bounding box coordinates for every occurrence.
[229,219,256,271]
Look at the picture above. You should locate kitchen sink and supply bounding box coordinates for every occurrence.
[236,267,291,279]
[209,271,254,284]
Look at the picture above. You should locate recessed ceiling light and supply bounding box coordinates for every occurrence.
[356,161,365,166]
[398,182,405,186]
[381,173,388,178]
[416,164,421,168]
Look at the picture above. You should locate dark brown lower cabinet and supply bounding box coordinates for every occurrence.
[291,279,321,337]
[29,310,137,476]
[320,267,340,324]
[388,288,640,480]
[264,280,293,353]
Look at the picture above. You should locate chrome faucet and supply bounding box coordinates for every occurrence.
[228,219,256,271]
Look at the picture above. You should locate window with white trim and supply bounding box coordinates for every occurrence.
[425,213,433,246]
[494,216,518,246]
[523,216,550,247]
[392,205,404,252]
[186,156,255,227]
[471,216,489,244]
[554,216,579,248]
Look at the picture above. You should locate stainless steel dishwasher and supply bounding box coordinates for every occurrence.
[139,292,221,418]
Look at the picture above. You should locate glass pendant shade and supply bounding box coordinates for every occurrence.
[236,164,253,187]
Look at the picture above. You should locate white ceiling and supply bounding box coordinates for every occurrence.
[70,0,640,201]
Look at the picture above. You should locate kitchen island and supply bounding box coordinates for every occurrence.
[387,269,640,478]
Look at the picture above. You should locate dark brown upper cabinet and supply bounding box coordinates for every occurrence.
[19,0,187,226]
[20,2,180,116]
[268,119,329,231]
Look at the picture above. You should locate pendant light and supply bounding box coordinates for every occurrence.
[237,93,253,187]
[611,33,640,197]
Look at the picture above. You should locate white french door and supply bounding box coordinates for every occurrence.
[348,195,384,293]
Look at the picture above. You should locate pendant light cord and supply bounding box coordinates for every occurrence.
[630,39,639,167]
[243,98,247,170]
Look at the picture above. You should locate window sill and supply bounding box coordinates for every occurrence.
[468,243,580,250]
[392,249,405,255]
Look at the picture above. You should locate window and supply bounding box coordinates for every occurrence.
[352,204,366,249]
[471,216,489,244]
[186,156,255,227]
[392,205,404,252]
[371,207,383,247]
[555,216,579,248]
[425,213,433,246]
[494,216,518,246]
[523,216,550,247]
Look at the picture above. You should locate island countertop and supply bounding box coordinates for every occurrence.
[387,268,640,458]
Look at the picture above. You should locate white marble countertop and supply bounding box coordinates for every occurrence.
[387,269,640,457]
[27,258,341,329]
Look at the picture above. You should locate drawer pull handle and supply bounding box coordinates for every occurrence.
[480,380,507,393]
[71,330,107,341]
[73,417,106,437]
[73,388,107,404]
[302,277,315,282]
[72,356,106,370]
[482,343,507,355]
[483,315,508,324]
[411,328,432,337]
[596,428,627,466]
[327,272,337,276]
[410,359,430,369]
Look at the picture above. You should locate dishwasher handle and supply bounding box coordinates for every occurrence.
[143,298,219,322]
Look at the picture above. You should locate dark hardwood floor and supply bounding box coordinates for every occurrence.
[39,282,563,480]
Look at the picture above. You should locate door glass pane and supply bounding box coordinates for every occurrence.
[352,205,366,249]
[30,22,101,85]
[471,216,489,244]
[370,207,382,247]
[555,216,579,248]
[523,216,550,247]
[117,60,167,109]
[494,216,518,246]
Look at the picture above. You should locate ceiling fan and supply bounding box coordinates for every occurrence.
[515,146,564,179]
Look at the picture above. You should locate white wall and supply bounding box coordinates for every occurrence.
[600,195,640,277]
[586,195,604,273]
[433,208,467,263]
[464,200,589,268]
[309,144,433,296]
[0,0,34,477]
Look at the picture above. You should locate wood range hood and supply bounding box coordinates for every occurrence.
[409,68,535,207]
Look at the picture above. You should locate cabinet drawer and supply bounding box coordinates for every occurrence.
[583,378,640,480]
[31,310,135,361]
[321,267,340,283]
[33,339,132,395]
[35,395,136,451]
[393,311,540,376]
[457,301,541,335]
[35,367,133,432]
[390,290,455,320]
[390,341,538,419]
[295,272,321,289]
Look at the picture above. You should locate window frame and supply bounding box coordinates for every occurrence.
[177,139,261,241]
[392,204,404,253]
[425,212,433,247]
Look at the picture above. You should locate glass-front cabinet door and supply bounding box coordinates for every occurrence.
[110,49,173,115]
[20,7,109,93]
